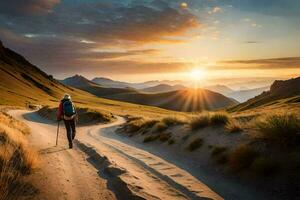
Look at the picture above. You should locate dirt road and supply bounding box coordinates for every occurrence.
[10,110,223,200]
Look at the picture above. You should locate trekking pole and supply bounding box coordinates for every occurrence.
[56,121,60,146]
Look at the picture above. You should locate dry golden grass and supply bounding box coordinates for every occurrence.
[225,119,243,133]
[254,113,300,146]
[228,144,258,172]
[187,138,203,151]
[38,106,115,124]
[0,112,38,200]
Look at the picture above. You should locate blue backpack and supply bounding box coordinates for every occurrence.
[63,100,76,117]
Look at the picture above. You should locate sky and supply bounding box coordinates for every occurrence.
[0,0,299,88]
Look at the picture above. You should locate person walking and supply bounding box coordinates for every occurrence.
[57,94,78,149]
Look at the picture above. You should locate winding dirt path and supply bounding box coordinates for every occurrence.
[10,110,223,200]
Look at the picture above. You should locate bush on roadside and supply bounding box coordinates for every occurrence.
[168,138,175,145]
[225,119,243,133]
[211,113,229,125]
[228,144,258,172]
[0,112,38,200]
[250,156,279,176]
[154,122,168,132]
[255,113,300,146]
[187,138,203,151]
[143,135,159,143]
[211,146,227,156]
[162,117,186,126]
[189,115,210,130]
[159,133,171,142]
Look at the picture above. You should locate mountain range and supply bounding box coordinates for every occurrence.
[229,77,300,112]
[61,75,237,112]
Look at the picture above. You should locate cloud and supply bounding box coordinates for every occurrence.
[0,0,60,16]
[244,41,261,44]
[0,1,200,45]
[209,6,222,14]
[220,57,300,69]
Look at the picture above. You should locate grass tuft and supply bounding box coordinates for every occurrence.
[210,113,229,125]
[162,117,186,126]
[168,138,175,145]
[159,133,171,142]
[211,146,227,156]
[143,135,159,143]
[255,113,300,146]
[190,114,210,130]
[154,122,168,132]
[250,157,279,176]
[187,138,203,151]
[228,144,258,172]
[225,119,243,133]
[0,112,38,200]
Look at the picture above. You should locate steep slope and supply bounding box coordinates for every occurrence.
[142,84,186,93]
[0,40,86,106]
[228,77,300,112]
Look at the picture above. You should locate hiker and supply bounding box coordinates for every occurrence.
[57,94,78,149]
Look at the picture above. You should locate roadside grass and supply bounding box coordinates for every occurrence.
[143,135,159,143]
[225,119,243,133]
[0,112,38,200]
[38,106,115,125]
[189,112,230,130]
[211,146,227,156]
[187,138,203,151]
[228,144,258,172]
[254,113,300,146]
[159,132,171,142]
[250,157,279,176]
[161,117,186,126]
[168,138,175,145]
[190,114,210,130]
[210,113,229,125]
[154,122,168,132]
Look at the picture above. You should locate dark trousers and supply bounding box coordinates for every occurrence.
[64,119,76,144]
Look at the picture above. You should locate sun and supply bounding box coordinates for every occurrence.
[189,68,205,81]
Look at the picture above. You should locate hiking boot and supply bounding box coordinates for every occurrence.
[69,143,73,149]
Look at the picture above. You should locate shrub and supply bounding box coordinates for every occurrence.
[0,113,37,200]
[226,119,243,133]
[162,117,185,126]
[211,146,227,156]
[228,144,258,172]
[250,157,279,176]
[255,113,300,146]
[168,138,175,145]
[143,135,159,143]
[154,122,168,132]
[141,120,159,129]
[190,115,210,130]
[182,134,189,141]
[159,133,171,142]
[187,138,203,151]
[211,113,229,125]
[215,153,228,165]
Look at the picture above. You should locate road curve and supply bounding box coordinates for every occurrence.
[9,110,223,200]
